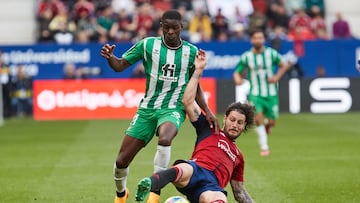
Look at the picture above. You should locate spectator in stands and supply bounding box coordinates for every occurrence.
[305,0,325,17]
[11,66,33,117]
[0,50,12,118]
[287,24,315,41]
[152,0,171,11]
[285,0,305,15]
[37,7,54,42]
[74,7,98,43]
[188,9,212,43]
[72,0,95,19]
[37,0,65,18]
[309,5,328,39]
[132,3,154,39]
[63,63,78,79]
[110,9,136,42]
[171,0,192,11]
[289,8,312,33]
[96,5,116,42]
[230,23,249,41]
[112,0,135,14]
[48,6,76,34]
[248,9,268,34]
[53,21,75,44]
[63,63,89,79]
[269,25,287,51]
[267,3,290,30]
[150,8,166,37]
[228,6,250,39]
[315,65,326,77]
[251,0,268,15]
[176,5,191,41]
[211,8,229,41]
[332,12,352,39]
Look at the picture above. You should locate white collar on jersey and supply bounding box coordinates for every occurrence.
[162,37,183,50]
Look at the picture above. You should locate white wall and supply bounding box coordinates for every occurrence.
[0,0,36,45]
[325,0,360,38]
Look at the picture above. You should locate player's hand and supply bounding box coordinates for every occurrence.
[268,76,279,83]
[101,44,116,59]
[194,49,207,70]
[205,110,219,134]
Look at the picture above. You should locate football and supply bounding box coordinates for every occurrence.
[164,196,189,203]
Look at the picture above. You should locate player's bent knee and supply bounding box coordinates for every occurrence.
[199,191,227,203]
[115,159,130,168]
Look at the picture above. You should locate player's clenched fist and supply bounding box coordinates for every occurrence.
[101,44,116,59]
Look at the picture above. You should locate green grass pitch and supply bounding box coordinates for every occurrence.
[1,113,360,203]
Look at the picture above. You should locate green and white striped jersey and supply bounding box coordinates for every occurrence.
[122,37,198,109]
[235,47,282,97]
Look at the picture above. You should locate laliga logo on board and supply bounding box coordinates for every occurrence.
[37,89,144,111]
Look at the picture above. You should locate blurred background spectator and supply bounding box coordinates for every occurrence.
[11,66,33,117]
[31,0,357,44]
[332,12,352,39]
[0,50,12,118]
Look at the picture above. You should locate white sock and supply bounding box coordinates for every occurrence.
[153,145,171,173]
[113,164,129,193]
[256,125,269,151]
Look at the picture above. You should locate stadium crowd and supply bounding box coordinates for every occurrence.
[1,0,355,119]
[36,0,354,45]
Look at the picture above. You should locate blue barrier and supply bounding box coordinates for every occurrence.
[1,39,359,79]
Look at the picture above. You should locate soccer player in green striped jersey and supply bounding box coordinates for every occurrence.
[233,30,288,157]
[101,10,218,203]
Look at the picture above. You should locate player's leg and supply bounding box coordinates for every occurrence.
[136,163,193,201]
[255,112,270,156]
[264,96,279,134]
[235,79,250,103]
[147,109,186,202]
[115,110,157,203]
[114,135,144,203]
[249,96,269,156]
[199,191,227,203]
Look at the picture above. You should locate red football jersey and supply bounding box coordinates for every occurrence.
[190,114,245,188]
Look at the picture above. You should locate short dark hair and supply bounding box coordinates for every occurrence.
[249,29,265,37]
[225,102,255,133]
[161,9,182,21]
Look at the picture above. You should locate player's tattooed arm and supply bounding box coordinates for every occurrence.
[230,180,255,203]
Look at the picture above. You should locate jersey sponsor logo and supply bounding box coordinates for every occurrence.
[218,139,237,162]
[159,63,178,82]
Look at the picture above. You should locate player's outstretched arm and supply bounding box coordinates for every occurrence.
[100,44,131,72]
[195,84,219,133]
[182,50,207,122]
[230,180,255,203]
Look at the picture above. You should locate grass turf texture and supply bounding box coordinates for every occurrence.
[0,113,359,203]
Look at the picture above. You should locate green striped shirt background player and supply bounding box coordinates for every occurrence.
[101,9,218,203]
[234,29,288,157]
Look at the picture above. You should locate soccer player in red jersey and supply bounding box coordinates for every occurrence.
[135,50,255,203]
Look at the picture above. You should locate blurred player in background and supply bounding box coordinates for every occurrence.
[233,29,288,156]
[136,49,255,203]
[100,9,218,203]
